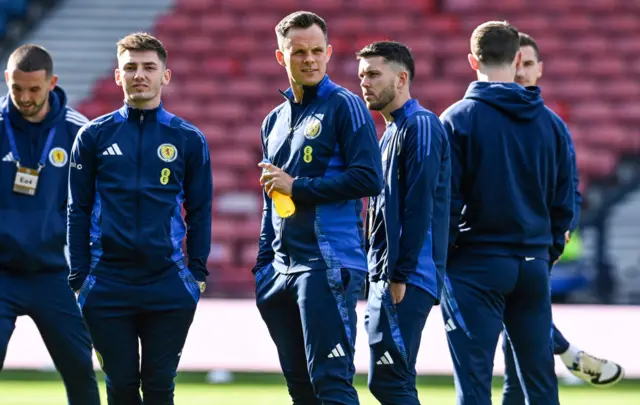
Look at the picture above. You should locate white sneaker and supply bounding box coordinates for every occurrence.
[562,350,625,387]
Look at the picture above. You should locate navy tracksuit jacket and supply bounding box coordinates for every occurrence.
[254,75,382,405]
[0,87,99,404]
[67,103,212,289]
[254,75,382,275]
[67,102,213,405]
[439,82,575,405]
[365,99,451,405]
[367,98,451,298]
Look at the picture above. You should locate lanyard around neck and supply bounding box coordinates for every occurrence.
[3,111,56,170]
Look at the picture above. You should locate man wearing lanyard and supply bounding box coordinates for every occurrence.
[0,45,100,404]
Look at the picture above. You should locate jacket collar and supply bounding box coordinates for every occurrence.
[118,101,164,122]
[389,98,421,122]
[280,74,337,104]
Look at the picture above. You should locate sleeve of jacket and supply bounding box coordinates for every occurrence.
[549,129,576,263]
[183,126,213,282]
[392,115,447,283]
[439,106,465,250]
[564,125,582,232]
[291,92,383,203]
[253,116,276,274]
[432,133,451,276]
[67,124,97,291]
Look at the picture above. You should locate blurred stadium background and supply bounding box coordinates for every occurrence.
[0,0,639,403]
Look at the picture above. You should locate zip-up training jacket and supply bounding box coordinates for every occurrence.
[67,102,213,290]
[254,75,383,275]
[367,99,451,301]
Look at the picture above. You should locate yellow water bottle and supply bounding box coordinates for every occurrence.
[272,191,296,218]
[262,160,295,218]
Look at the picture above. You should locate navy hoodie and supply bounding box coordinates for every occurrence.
[439,82,574,263]
[0,86,88,274]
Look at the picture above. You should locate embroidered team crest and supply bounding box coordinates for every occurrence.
[157,144,177,162]
[304,117,322,140]
[49,147,68,167]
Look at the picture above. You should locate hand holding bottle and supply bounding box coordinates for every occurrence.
[259,161,295,218]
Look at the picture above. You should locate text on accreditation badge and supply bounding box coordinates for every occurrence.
[13,166,40,196]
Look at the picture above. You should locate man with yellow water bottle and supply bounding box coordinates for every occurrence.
[252,11,383,405]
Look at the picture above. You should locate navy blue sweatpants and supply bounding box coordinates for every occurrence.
[0,271,100,405]
[79,268,199,405]
[255,264,365,405]
[441,253,559,405]
[365,280,434,405]
[502,323,570,405]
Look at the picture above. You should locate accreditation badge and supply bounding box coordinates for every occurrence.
[13,166,40,196]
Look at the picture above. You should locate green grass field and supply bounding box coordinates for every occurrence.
[1,372,638,404]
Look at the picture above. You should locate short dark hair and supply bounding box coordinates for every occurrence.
[117,32,167,65]
[275,11,328,47]
[519,32,541,61]
[356,41,415,81]
[470,21,520,67]
[7,44,53,77]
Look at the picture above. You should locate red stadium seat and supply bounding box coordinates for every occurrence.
[241,243,259,267]
[241,14,281,36]
[202,57,240,77]
[599,80,640,101]
[331,16,369,36]
[576,148,617,178]
[570,102,613,123]
[198,13,236,36]
[233,124,262,148]
[420,14,461,35]
[586,59,625,79]
[153,13,191,36]
[174,0,216,13]
[310,0,344,12]
[391,0,435,14]
[555,14,593,35]
[244,55,283,78]
[207,242,233,267]
[572,0,622,12]
[582,125,628,152]
[434,35,469,57]
[210,218,239,242]
[203,102,247,124]
[211,148,256,171]
[572,36,610,56]
[211,170,238,193]
[509,15,550,35]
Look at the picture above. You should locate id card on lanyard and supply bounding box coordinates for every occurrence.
[3,113,56,196]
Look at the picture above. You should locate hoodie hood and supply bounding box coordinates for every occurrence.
[4,85,67,132]
[464,81,544,121]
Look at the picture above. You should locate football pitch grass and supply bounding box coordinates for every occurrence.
[1,372,639,405]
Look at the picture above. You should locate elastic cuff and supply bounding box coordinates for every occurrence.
[188,268,207,282]
[390,273,408,284]
[291,177,308,201]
